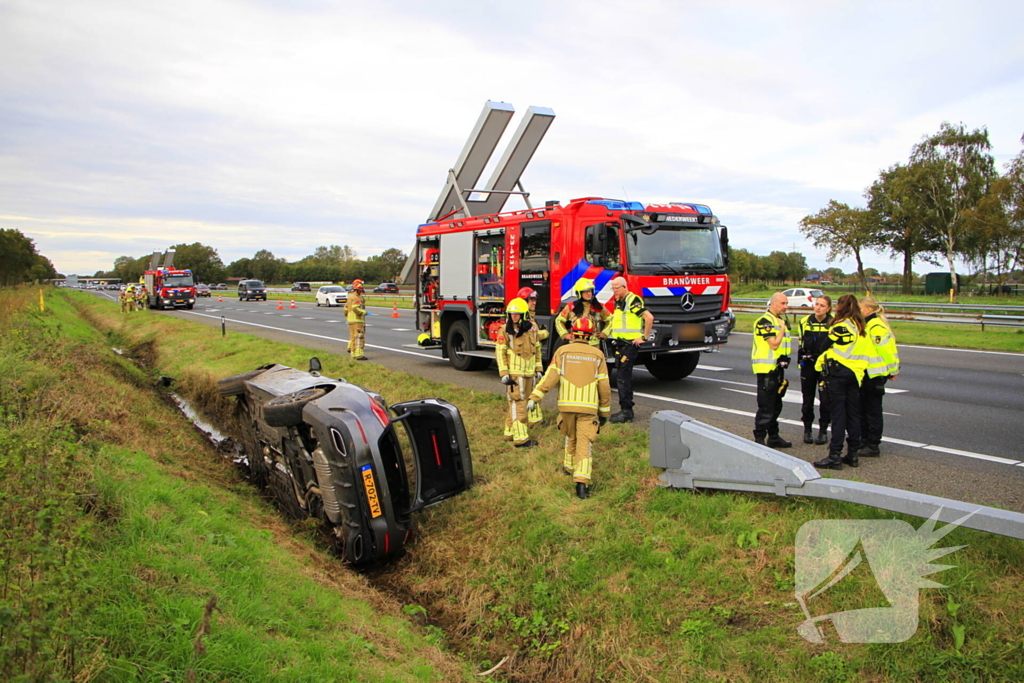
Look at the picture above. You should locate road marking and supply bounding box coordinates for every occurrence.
[696,364,732,372]
[731,331,1024,357]
[326,320,342,323]
[391,328,413,331]
[301,317,314,320]
[280,314,293,317]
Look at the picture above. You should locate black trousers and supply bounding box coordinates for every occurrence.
[826,366,861,454]
[860,376,887,446]
[614,341,640,410]
[754,372,785,439]
[800,366,831,430]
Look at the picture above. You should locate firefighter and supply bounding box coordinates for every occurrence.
[119,287,133,313]
[812,294,882,470]
[858,296,900,458]
[528,317,610,499]
[554,278,609,347]
[345,279,367,360]
[517,286,547,428]
[607,277,653,424]
[751,292,793,448]
[497,297,542,448]
[797,295,832,444]
[134,285,148,311]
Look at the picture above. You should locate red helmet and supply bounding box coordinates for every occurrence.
[352,279,364,290]
[516,286,537,300]
[571,317,596,339]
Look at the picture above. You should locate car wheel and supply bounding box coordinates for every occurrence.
[217,365,275,396]
[316,300,320,306]
[263,387,329,428]
[446,319,490,371]
[186,303,194,310]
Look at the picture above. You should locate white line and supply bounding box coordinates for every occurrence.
[922,446,1021,466]
[696,364,732,372]
[686,374,756,389]
[391,328,413,331]
[730,331,1024,357]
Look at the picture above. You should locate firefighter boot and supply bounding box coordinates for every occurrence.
[815,427,829,445]
[766,434,792,449]
[514,439,539,449]
[813,451,844,470]
[859,443,881,457]
[803,426,814,444]
[609,409,633,424]
[575,482,590,500]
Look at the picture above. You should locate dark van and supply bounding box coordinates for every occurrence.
[238,280,267,301]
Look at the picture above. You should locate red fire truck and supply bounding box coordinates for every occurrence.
[143,268,197,310]
[413,197,732,380]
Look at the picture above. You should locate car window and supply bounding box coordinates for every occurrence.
[322,286,342,293]
[783,289,794,297]
[810,289,824,298]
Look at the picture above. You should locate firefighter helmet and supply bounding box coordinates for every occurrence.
[351,279,364,290]
[516,286,537,300]
[571,316,597,339]
[506,298,529,315]
[574,279,596,297]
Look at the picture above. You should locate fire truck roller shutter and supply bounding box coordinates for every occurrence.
[439,232,475,300]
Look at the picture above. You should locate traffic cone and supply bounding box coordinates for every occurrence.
[217,295,222,302]
[277,300,284,310]
[290,300,297,309]
[390,302,400,318]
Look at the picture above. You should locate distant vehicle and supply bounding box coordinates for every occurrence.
[196,284,212,297]
[819,280,833,286]
[238,280,268,301]
[217,358,474,565]
[291,282,312,292]
[373,283,400,294]
[315,285,347,307]
[213,283,229,290]
[782,288,825,308]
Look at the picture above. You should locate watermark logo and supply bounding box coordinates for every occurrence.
[794,508,975,643]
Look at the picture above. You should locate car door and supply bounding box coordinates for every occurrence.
[389,398,474,511]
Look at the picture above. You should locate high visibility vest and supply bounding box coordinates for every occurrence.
[750,311,791,374]
[815,319,879,385]
[865,315,900,378]
[609,292,646,340]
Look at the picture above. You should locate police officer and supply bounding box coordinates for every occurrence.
[751,292,793,447]
[858,296,900,457]
[555,279,609,347]
[607,277,653,424]
[345,279,367,360]
[797,295,832,444]
[812,294,881,470]
[497,298,542,448]
[528,317,611,499]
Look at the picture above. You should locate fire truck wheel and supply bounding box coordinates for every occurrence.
[446,320,490,371]
[217,365,275,396]
[643,352,700,381]
[263,387,328,428]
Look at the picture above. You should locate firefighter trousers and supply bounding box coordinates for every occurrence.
[503,376,535,445]
[558,412,598,484]
[348,322,366,358]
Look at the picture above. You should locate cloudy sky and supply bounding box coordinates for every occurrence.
[2,0,1022,277]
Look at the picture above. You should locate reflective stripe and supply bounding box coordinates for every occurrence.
[750,311,790,374]
[610,293,645,339]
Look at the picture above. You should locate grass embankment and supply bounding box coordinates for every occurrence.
[0,288,470,682]
[56,289,1024,681]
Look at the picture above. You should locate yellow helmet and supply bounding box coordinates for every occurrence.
[506,298,529,315]
[417,332,431,346]
[574,278,596,297]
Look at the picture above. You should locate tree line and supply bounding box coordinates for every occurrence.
[800,122,1024,294]
[727,249,809,284]
[0,229,58,286]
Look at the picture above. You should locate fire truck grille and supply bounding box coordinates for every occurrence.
[646,294,725,324]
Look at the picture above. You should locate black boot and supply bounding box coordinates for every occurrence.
[766,434,793,448]
[859,443,881,457]
[803,427,814,444]
[813,451,844,470]
[575,482,590,499]
[842,448,860,468]
[609,409,633,424]
[753,433,766,445]
[814,427,828,445]
[514,439,539,449]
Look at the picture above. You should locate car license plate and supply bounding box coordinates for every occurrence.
[672,323,704,342]
[361,464,383,518]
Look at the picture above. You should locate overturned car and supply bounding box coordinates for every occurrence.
[218,359,474,565]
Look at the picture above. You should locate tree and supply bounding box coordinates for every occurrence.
[909,122,998,290]
[364,248,407,283]
[0,229,55,286]
[168,243,226,285]
[867,163,940,294]
[307,244,356,266]
[799,200,876,294]
[250,250,286,283]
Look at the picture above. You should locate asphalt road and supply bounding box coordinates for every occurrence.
[96,291,1024,513]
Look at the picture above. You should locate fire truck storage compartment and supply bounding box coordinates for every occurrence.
[518,221,551,316]
[439,232,475,300]
[475,229,505,345]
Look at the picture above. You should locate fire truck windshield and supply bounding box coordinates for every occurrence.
[162,274,194,287]
[625,225,724,273]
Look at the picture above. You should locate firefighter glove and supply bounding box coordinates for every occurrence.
[501,374,515,386]
[526,399,536,413]
[599,415,607,427]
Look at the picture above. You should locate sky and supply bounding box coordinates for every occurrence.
[2,0,1022,277]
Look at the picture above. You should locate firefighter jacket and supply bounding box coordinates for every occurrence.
[555,300,609,346]
[608,292,647,340]
[530,341,611,416]
[345,292,366,323]
[496,323,542,377]
[751,311,791,374]
[815,319,880,385]
[797,313,832,366]
[864,314,900,378]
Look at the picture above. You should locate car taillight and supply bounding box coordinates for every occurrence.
[369,399,390,428]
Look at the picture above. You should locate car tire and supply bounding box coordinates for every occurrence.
[263,387,329,428]
[186,303,194,310]
[217,365,274,396]
[446,319,490,371]
[316,301,320,306]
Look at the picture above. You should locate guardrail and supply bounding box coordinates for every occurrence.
[731,298,1024,330]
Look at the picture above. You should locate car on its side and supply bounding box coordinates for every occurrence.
[782,288,825,308]
[238,280,268,301]
[315,285,347,307]
[291,282,312,292]
[217,359,474,565]
[373,283,400,294]
[196,284,212,297]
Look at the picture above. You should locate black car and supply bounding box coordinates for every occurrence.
[291,282,311,292]
[238,280,267,301]
[218,359,474,565]
[373,283,400,294]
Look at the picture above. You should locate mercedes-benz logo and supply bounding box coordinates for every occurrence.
[679,293,696,311]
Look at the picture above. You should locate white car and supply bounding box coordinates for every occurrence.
[783,288,825,308]
[315,285,348,307]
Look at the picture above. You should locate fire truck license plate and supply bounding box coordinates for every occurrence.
[672,323,705,343]
[360,464,383,518]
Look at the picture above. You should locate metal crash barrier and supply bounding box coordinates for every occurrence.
[650,411,1024,541]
